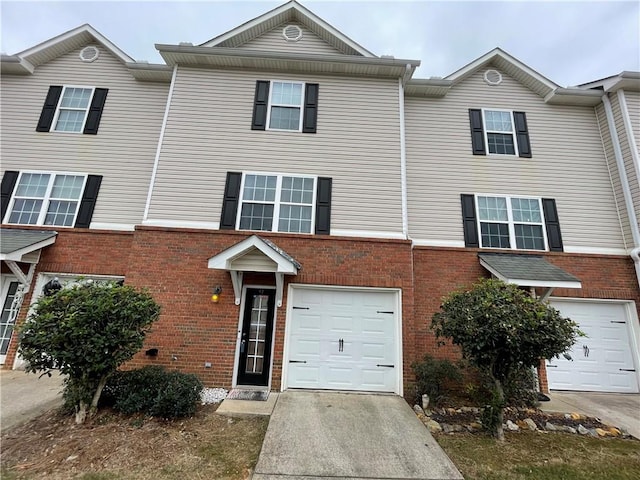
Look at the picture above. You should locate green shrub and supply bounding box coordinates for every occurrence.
[411,355,462,405]
[102,366,203,418]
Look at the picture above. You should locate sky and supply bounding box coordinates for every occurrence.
[1,0,638,86]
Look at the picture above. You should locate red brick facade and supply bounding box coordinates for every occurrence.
[4,227,639,396]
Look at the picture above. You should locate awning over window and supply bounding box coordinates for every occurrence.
[478,253,581,289]
[0,228,57,262]
[208,235,300,307]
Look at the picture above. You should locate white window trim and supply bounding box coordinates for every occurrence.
[266,80,305,132]
[235,171,317,234]
[481,108,519,156]
[475,193,548,251]
[3,170,88,227]
[51,85,95,134]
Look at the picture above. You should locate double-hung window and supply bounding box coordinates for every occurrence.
[238,174,315,233]
[268,82,304,131]
[483,109,517,155]
[53,87,94,132]
[476,195,546,250]
[4,172,86,227]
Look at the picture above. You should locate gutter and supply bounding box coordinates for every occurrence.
[602,93,640,286]
[398,65,410,238]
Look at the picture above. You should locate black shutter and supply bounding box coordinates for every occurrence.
[513,111,532,158]
[315,177,332,235]
[1,171,19,221]
[542,198,563,252]
[36,86,63,132]
[220,172,242,229]
[74,175,102,228]
[302,83,319,133]
[83,88,109,135]
[469,109,486,155]
[251,81,270,130]
[461,194,479,247]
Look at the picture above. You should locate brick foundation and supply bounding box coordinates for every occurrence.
[3,227,638,397]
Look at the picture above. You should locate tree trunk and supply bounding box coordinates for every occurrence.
[75,401,88,424]
[89,375,108,417]
[494,377,505,442]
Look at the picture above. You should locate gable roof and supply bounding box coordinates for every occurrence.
[1,24,172,81]
[406,47,602,106]
[200,0,375,57]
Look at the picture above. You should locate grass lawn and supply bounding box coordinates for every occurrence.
[1,404,268,480]
[436,431,640,480]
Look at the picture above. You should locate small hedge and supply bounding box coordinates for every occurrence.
[102,366,203,418]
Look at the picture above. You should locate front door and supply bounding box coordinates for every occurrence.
[237,288,276,386]
[0,280,20,365]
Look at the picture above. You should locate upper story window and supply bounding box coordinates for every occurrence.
[477,195,546,250]
[251,80,319,133]
[5,172,86,226]
[1,170,103,229]
[54,87,93,132]
[483,110,517,155]
[36,86,109,135]
[238,173,316,233]
[468,109,532,158]
[219,172,332,235]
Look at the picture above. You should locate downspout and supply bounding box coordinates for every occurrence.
[398,64,411,239]
[143,64,178,221]
[602,93,640,286]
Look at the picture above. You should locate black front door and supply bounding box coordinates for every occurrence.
[237,288,276,386]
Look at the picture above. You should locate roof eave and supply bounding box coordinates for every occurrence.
[126,62,174,82]
[544,88,604,106]
[156,44,420,77]
[404,78,453,97]
[0,55,34,74]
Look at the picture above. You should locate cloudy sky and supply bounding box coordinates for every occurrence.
[1,0,638,86]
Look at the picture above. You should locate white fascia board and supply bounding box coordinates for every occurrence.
[0,236,57,262]
[479,259,582,289]
[200,0,375,58]
[208,236,299,274]
[0,55,35,74]
[446,48,558,91]
[17,24,134,65]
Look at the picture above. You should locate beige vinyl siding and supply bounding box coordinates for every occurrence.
[149,68,402,234]
[0,45,168,227]
[595,103,632,248]
[232,250,278,271]
[405,66,625,251]
[239,22,344,56]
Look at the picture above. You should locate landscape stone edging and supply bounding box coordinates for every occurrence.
[413,404,631,439]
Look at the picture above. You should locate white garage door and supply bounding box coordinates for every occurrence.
[546,300,639,393]
[285,287,400,393]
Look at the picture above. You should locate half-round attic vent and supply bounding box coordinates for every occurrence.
[282,24,303,42]
[484,69,503,86]
[79,45,100,63]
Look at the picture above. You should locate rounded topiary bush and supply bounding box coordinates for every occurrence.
[102,366,203,418]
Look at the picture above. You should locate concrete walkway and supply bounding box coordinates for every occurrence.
[0,369,64,434]
[253,391,462,480]
[540,391,640,439]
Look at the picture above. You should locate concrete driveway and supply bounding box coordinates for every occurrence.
[253,391,462,480]
[0,369,64,433]
[541,391,640,439]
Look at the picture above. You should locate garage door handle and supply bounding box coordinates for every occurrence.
[619,369,636,372]
[377,311,394,314]
[377,364,394,368]
[547,365,558,368]
[289,360,307,364]
[610,321,626,324]
[293,306,309,310]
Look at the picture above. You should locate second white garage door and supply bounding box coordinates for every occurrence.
[284,286,401,394]
[546,300,639,393]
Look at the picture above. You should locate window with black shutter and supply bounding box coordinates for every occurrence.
[36,86,108,134]
[252,80,318,133]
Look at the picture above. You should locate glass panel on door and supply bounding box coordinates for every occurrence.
[1,282,20,360]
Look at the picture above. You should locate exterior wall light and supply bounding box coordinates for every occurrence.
[211,286,222,303]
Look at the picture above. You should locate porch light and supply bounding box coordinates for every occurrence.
[211,286,222,303]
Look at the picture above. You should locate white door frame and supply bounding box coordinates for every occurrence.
[282,283,403,396]
[0,275,19,364]
[548,297,640,392]
[231,284,278,390]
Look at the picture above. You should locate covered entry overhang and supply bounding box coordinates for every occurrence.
[478,252,582,300]
[207,235,300,307]
[1,228,57,288]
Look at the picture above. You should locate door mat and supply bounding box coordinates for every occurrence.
[226,389,270,401]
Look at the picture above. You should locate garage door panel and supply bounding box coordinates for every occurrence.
[286,288,399,393]
[547,301,639,393]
